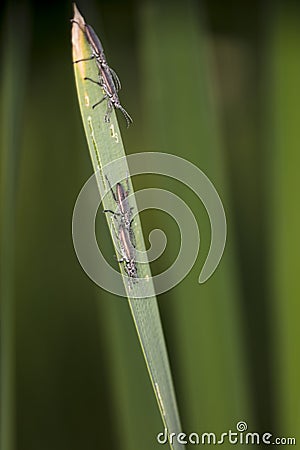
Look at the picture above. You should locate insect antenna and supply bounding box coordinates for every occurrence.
[117,105,133,128]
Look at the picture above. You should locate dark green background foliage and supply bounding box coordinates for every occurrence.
[1,0,299,449]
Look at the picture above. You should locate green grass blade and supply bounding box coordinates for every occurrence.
[71,5,184,448]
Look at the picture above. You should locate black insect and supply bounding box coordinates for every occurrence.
[72,20,121,89]
[103,175,134,230]
[72,18,132,127]
[103,175,138,282]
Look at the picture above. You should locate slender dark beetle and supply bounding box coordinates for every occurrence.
[103,175,133,229]
[72,20,121,91]
[104,175,137,281]
[72,19,132,127]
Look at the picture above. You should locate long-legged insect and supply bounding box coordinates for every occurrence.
[71,19,132,127]
[103,175,133,229]
[104,175,138,282]
[72,21,121,92]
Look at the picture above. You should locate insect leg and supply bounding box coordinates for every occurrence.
[105,175,118,203]
[92,95,108,109]
[103,209,117,215]
[104,100,113,123]
[129,227,136,249]
[70,19,84,30]
[109,67,121,91]
[84,76,102,86]
[73,55,95,64]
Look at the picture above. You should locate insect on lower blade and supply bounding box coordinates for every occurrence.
[118,225,138,282]
[103,176,138,281]
[103,176,134,231]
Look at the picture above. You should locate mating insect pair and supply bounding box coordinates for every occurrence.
[72,15,132,127]
[104,176,138,282]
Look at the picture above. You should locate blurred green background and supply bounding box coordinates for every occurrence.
[1,0,299,449]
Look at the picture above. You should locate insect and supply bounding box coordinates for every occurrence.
[103,175,137,281]
[72,18,133,127]
[103,175,134,230]
[117,224,138,281]
[72,20,121,90]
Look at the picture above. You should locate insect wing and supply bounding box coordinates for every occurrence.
[85,24,105,58]
[119,226,134,260]
[116,183,127,215]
